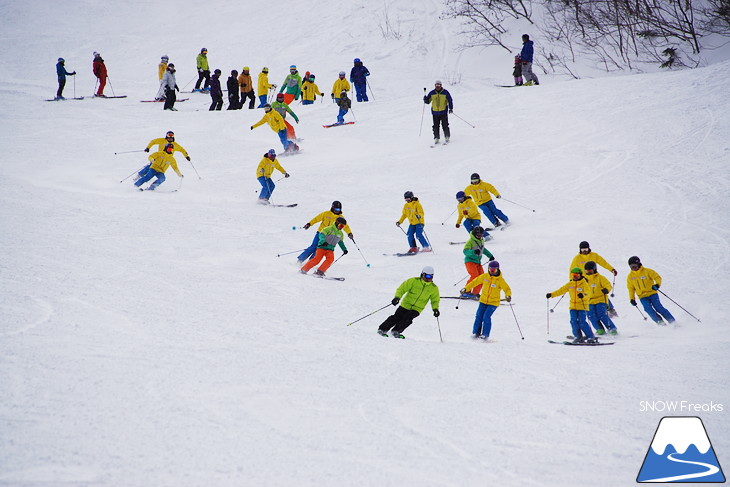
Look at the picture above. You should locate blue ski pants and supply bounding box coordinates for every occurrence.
[258,95,268,108]
[337,108,348,124]
[277,129,292,151]
[354,82,368,102]
[570,309,595,339]
[135,168,165,190]
[258,176,275,199]
[478,200,509,226]
[588,303,616,331]
[640,294,675,324]
[462,218,481,234]
[406,223,429,248]
[297,232,321,262]
[473,303,497,336]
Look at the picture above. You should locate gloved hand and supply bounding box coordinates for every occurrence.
[433,309,440,317]
[475,249,481,255]
[250,126,254,130]
[488,256,495,261]
[455,223,460,228]
[546,293,552,299]
[463,210,468,215]
[448,109,453,114]
[303,223,311,230]
[175,86,180,92]
[651,284,659,290]
[180,174,185,178]
[391,297,400,306]
[505,296,512,302]
[284,172,290,178]
[331,94,335,98]
[612,269,618,276]
[460,288,467,294]
[601,288,609,294]
[295,119,299,124]
[395,222,400,227]
[342,249,348,255]
[144,148,150,152]
[348,233,354,240]
[186,156,191,161]
[496,195,501,199]
[577,293,584,299]
[630,299,637,306]
[242,83,247,87]
[272,84,277,89]
[198,69,203,73]
[71,71,76,75]
[423,96,429,103]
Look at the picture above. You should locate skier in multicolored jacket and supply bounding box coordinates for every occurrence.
[257,67,276,108]
[396,191,430,253]
[297,201,354,264]
[255,149,289,203]
[134,144,183,191]
[299,217,348,277]
[461,226,494,299]
[272,93,300,142]
[455,191,485,236]
[194,48,210,92]
[584,261,618,335]
[279,65,302,105]
[251,104,296,152]
[301,74,324,104]
[378,266,440,339]
[547,267,596,343]
[464,173,509,228]
[462,260,511,341]
[423,80,453,144]
[626,256,675,325]
[331,71,351,102]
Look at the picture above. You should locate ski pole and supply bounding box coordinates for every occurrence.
[73,75,76,99]
[419,88,426,136]
[453,274,469,286]
[550,294,564,312]
[634,302,648,321]
[93,78,98,97]
[181,75,196,91]
[611,273,617,297]
[396,224,407,236]
[508,302,524,340]
[349,106,357,122]
[119,164,147,183]
[455,294,465,310]
[107,76,116,97]
[451,111,475,128]
[114,150,146,155]
[499,197,536,213]
[351,239,370,267]
[422,230,434,254]
[347,303,391,326]
[441,208,457,225]
[276,248,306,257]
[188,159,202,179]
[366,79,375,101]
[657,289,701,322]
[435,315,443,343]
[546,298,550,334]
[332,252,348,265]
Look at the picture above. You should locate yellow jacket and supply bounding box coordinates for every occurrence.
[465,272,511,306]
[627,266,662,300]
[301,80,323,101]
[456,196,480,224]
[585,272,612,305]
[398,199,425,226]
[464,181,500,205]
[146,139,189,159]
[307,210,353,235]
[258,72,273,96]
[149,151,182,176]
[255,156,286,178]
[158,62,167,80]
[252,110,287,132]
[550,278,590,311]
[331,78,351,97]
[569,251,615,277]
[238,72,253,93]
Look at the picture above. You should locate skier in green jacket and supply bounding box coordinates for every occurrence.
[378,266,440,339]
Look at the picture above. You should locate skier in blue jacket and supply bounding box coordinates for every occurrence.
[520,34,540,86]
[55,58,76,100]
[349,58,370,102]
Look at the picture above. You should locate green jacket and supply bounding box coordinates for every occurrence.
[271,101,299,122]
[463,234,493,264]
[196,53,209,71]
[279,72,302,98]
[317,224,347,252]
[394,277,440,313]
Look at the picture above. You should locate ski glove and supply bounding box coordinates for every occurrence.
[630,299,637,306]
[455,223,461,228]
[448,109,453,114]
[612,269,618,276]
[144,148,150,152]
[496,195,501,199]
[348,233,354,240]
[601,288,609,294]
[577,293,584,299]
[71,71,76,75]
[505,296,512,302]
[284,172,290,178]
[651,284,659,290]
[395,221,401,227]
[186,156,191,161]
[342,249,348,255]
[488,256,495,261]
[303,223,311,230]
[546,293,552,299]
[250,126,254,130]
[391,297,400,306]
[433,309,440,317]
[460,288,467,294]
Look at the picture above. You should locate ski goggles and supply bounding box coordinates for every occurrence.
[571,272,583,279]
[629,264,640,270]
[422,274,433,280]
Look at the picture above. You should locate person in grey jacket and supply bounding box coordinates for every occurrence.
[162,64,179,111]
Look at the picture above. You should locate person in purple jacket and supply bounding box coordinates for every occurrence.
[349,57,370,102]
[209,69,223,110]
[520,34,540,86]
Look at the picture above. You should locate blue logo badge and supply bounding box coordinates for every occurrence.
[637,416,725,483]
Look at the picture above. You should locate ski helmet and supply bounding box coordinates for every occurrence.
[164,143,174,154]
[201,48,207,53]
[488,260,500,269]
[262,67,269,73]
[579,241,590,250]
[263,103,272,111]
[628,256,641,267]
[571,267,583,274]
[231,69,238,76]
[58,57,65,63]
[335,216,347,227]
[472,226,484,237]
[435,80,443,86]
[290,65,297,70]
[276,93,285,101]
[331,200,342,210]
[309,74,315,80]
[167,63,175,70]
[404,191,414,199]
[354,58,361,63]
[584,261,597,272]
[421,265,434,275]
[243,66,249,72]
[339,71,345,77]
[267,149,276,157]
[470,173,480,181]
[456,191,466,200]
[214,69,221,75]
[161,55,169,61]
[165,131,175,139]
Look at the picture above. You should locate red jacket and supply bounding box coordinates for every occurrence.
[93,59,107,79]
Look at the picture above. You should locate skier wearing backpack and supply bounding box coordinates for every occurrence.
[461,226,495,300]
[297,201,354,264]
[462,260,511,341]
[378,266,440,339]
[299,217,349,277]
[396,191,431,254]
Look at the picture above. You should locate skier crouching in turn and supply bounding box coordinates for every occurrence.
[134,143,183,191]
[300,217,348,277]
[378,266,440,339]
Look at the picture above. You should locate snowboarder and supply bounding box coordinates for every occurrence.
[155,55,168,101]
[396,191,431,253]
[331,71,351,103]
[194,48,210,92]
[227,70,240,110]
[513,55,523,86]
[209,69,223,110]
[299,217,348,277]
[464,173,509,228]
[138,130,190,179]
[278,65,302,105]
[336,90,351,125]
[272,93,300,142]
[584,261,618,335]
[55,58,76,100]
[377,266,440,339]
[297,201,354,264]
[134,143,183,191]
[238,66,256,109]
[462,226,495,299]
[569,241,618,317]
[546,268,596,343]
[255,149,289,203]
[251,104,295,153]
[301,74,323,105]
[627,256,675,325]
[455,190,483,235]
[423,80,453,144]
[92,52,108,97]
[349,58,370,102]
[257,67,276,108]
[161,63,179,111]
[462,260,511,340]
[520,34,540,86]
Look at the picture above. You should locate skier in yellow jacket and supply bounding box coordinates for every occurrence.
[584,261,618,335]
[297,201,354,264]
[257,67,276,108]
[331,71,351,102]
[454,190,486,236]
[464,172,510,228]
[569,240,618,317]
[396,191,431,253]
[462,260,511,341]
[136,131,190,181]
[547,267,596,343]
[627,256,675,325]
[251,104,295,152]
[134,143,183,191]
[256,149,289,203]
[301,74,324,104]
[155,55,168,101]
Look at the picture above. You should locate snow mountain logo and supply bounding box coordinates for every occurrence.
[637,416,725,483]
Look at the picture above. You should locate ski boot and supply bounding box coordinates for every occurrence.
[433,138,440,145]
[596,329,606,335]
[585,337,599,344]
[420,247,432,253]
[391,331,405,339]
[313,270,325,277]
[572,336,586,344]
[407,247,418,254]
[609,328,618,336]
[377,329,389,337]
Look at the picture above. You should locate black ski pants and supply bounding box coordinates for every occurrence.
[240,90,256,109]
[164,87,176,110]
[56,79,66,98]
[379,306,420,334]
[209,93,223,111]
[432,112,450,139]
[228,92,240,110]
[195,70,210,90]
